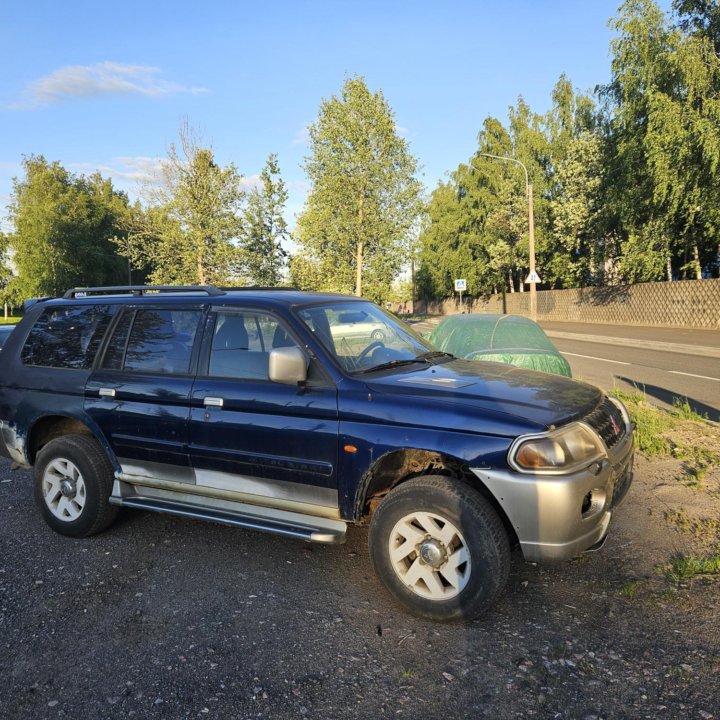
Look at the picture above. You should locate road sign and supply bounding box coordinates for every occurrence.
[524,271,541,284]
[454,278,467,292]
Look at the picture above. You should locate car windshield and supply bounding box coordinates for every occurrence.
[297,301,438,374]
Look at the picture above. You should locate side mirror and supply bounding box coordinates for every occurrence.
[268,346,308,385]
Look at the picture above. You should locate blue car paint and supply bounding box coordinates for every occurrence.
[0,291,603,524]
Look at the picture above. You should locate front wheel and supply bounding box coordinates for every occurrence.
[368,476,510,621]
[34,434,118,538]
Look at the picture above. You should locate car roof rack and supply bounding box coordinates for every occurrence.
[219,286,299,291]
[63,285,226,299]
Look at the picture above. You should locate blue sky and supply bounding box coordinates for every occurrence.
[0,0,671,231]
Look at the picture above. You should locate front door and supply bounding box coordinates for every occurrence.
[188,308,340,518]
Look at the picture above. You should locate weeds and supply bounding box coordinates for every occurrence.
[619,579,642,599]
[662,553,720,584]
[664,509,720,541]
[672,397,707,422]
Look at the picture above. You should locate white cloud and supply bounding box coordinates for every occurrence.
[10,62,208,109]
[239,174,262,192]
[69,156,167,199]
[395,124,410,137]
[291,124,311,146]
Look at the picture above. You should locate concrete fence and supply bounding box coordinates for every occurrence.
[405,278,720,330]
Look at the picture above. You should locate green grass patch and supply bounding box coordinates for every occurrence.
[619,579,642,599]
[610,389,675,457]
[662,552,720,584]
[610,388,720,466]
[0,316,20,325]
[672,397,707,422]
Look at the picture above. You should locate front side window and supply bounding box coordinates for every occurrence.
[298,302,434,373]
[102,308,202,375]
[21,305,113,369]
[208,311,299,380]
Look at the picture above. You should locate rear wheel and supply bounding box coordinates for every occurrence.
[368,475,510,621]
[34,434,118,538]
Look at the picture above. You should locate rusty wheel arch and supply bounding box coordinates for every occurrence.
[27,416,94,464]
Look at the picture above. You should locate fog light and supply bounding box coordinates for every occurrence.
[581,488,607,519]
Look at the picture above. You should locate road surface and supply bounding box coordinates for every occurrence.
[539,321,720,421]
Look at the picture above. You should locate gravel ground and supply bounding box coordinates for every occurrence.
[1,455,718,720]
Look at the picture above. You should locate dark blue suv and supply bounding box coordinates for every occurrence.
[0,286,634,621]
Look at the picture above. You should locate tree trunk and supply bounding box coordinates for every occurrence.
[508,270,514,293]
[355,194,365,297]
[197,248,206,285]
[666,255,672,282]
[692,241,702,280]
[355,240,363,297]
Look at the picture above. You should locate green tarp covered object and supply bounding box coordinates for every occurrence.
[429,313,572,377]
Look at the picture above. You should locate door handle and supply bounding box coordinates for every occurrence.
[203,397,224,408]
[99,388,116,398]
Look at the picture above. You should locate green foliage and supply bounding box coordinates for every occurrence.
[122,124,245,286]
[418,0,720,300]
[294,76,422,302]
[7,156,131,299]
[611,390,675,456]
[239,154,288,286]
[663,552,720,583]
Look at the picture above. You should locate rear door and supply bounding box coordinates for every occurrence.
[85,305,204,484]
[187,307,340,517]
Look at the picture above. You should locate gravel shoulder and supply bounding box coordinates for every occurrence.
[1,451,718,719]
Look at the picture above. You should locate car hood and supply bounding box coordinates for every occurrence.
[364,358,602,431]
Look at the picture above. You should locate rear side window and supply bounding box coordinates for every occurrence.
[21,305,113,369]
[102,308,202,375]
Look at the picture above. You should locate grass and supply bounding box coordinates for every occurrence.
[611,389,674,457]
[0,316,21,325]
[664,509,720,541]
[610,388,720,467]
[619,579,643,599]
[672,397,707,422]
[662,552,720,584]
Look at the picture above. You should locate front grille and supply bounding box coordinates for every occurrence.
[583,397,626,450]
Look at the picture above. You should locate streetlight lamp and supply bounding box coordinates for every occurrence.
[468,153,538,321]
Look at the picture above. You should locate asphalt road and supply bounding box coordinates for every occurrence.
[538,323,720,421]
[2,456,719,719]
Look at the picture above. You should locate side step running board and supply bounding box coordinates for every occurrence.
[110,495,346,544]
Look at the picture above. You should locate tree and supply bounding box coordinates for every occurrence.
[122,123,245,286]
[239,154,288,285]
[295,77,422,301]
[8,156,131,299]
[549,132,605,286]
[0,232,16,317]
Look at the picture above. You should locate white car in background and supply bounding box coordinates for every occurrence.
[330,309,390,342]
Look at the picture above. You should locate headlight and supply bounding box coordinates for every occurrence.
[509,423,606,474]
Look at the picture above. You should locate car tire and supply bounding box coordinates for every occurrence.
[368,475,510,622]
[34,434,118,538]
[370,329,385,341]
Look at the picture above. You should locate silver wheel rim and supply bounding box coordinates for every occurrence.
[388,511,471,600]
[42,458,87,522]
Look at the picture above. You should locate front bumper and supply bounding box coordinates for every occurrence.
[471,430,634,562]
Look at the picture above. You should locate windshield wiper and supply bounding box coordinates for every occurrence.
[354,358,430,375]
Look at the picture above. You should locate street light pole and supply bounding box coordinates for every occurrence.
[471,153,538,321]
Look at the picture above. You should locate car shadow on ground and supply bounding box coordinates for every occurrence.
[614,375,719,421]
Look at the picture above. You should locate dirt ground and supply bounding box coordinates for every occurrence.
[1,429,719,719]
